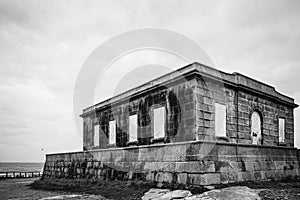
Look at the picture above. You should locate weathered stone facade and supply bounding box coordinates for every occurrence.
[43,141,299,185]
[81,62,297,149]
[83,78,196,149]
[43,62,299,185]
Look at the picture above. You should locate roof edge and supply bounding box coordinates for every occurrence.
[81,62,298,117]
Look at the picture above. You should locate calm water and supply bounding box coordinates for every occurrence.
[0,162,44,172]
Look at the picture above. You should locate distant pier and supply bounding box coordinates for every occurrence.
[0,171,42,179]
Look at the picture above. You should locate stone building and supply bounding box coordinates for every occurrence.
[81,62,297,149]
[43,62,300,185]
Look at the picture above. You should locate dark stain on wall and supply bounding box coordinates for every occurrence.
[89,83,190,149]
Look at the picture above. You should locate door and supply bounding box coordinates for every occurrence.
[251,111,262,145]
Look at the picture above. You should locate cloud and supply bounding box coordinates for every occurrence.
[0,0,299,161]
[94,49,187,102]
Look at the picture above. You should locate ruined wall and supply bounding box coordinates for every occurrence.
[83,77,197,150]
[43,141,300,185]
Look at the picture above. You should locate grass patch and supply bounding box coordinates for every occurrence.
[30,178,156,200]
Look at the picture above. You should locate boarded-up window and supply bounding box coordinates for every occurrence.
[94,125,99,146]
[215,103,226,137]
[129,114,138,142]
[153,107,165,139]
[251,111,262,145]
[109,120,116,144]
[279,118,285,143]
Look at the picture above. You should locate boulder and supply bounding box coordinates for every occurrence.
[142,189,170,200]
[184,186,260,200]
[142,186,260,200]
[152,190,192,200]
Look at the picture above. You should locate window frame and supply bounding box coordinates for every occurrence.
[128,114,138,143]
[152,106,166,141]
[278,117,285,143]
[214,103,227,138]
[93,124,100,147]
[108,120,116,145]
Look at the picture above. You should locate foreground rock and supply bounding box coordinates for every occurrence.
[142,186,261,200]
[142,189,192,200]
[185,186,261,200]
[39,194,108,200]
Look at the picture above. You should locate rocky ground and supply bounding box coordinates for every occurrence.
[141,186,261,200]
[0,177,299,199]
[231,179,300,200]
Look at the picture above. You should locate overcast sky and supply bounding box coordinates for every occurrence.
[0,0,300,162]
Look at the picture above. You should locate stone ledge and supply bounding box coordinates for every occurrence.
[46,140,298,158]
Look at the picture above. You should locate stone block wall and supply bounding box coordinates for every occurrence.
[81,63,297,151]
[83,77,197,150]
[195,76,237,142]
[194,73,295,147]
[237,91,294,146]
[43,141,300,185]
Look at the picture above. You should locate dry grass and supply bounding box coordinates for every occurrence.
[30,178,155,200]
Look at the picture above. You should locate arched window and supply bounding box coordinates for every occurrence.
[251,111,262,145]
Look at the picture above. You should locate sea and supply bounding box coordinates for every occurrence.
[0,162,44,173]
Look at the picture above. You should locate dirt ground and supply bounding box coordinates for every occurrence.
[1,177,300,200]
[0,177,107,200]
[0,177,64,199]
[30,178,155,200]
